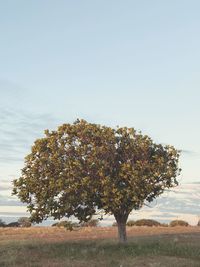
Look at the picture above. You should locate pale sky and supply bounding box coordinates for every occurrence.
[0,1,200,217]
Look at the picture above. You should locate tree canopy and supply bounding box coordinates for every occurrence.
[13,119,181,242]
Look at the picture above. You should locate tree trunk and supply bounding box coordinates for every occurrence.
[114,214,128,243]
[117,220,127,243]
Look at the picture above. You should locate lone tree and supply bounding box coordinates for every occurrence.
[13,120,180,243]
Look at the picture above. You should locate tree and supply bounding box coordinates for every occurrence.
[18,217,31,227]
[0,219,6,227]
[170,220,189,227]
[6,222,20,227]
[51,220,77,231]
[13,119,180,243]
[80,218,99,227]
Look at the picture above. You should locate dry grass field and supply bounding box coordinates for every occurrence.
[0,226,200,266]
[1,225,200,243]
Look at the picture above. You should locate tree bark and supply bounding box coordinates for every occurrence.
[114,214,128,243]
[117,220,127,243]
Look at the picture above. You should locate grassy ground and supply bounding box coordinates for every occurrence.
[0,227,200,267]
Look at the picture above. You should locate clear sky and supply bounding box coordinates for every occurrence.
[1,0,200,207]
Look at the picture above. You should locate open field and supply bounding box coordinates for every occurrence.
[0,226,200,266]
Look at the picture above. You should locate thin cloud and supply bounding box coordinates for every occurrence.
[0,195,23,206]
[0,107,57,164]
[0,184,12,191]
[181,149,200,157]
[0,212,27,216]
[0,80,25,102]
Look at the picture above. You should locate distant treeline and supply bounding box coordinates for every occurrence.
[1,217,200,229]
[122,219,191,227]
[0,217,31,228]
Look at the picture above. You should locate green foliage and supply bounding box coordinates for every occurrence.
[170,220,189,227]
[52,220,78,231]
[12,119,180,241]
[126,220,135,226]
[134,219,161,227]
[80,219,99,227]
[18,217,31,227]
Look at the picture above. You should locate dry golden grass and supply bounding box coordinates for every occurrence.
[0,226,200,243]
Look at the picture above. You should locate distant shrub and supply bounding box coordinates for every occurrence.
[126,220,135,227]
[80,219,99,227]
[6,222,20,227]
[112,222,117,227]
[170,220,189,227]
[197,220,200,227]
[0,219,6,227]
[72,222,80,228]
[134,219,161,227]
[160,223,169,227]
[52,220,78,231]
[18,217,31,227]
